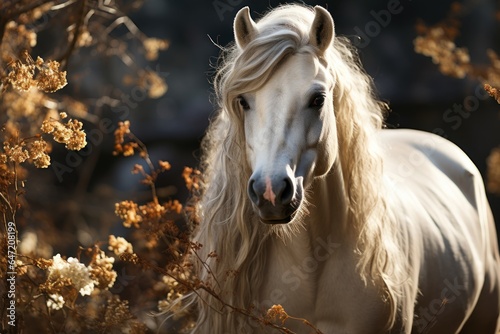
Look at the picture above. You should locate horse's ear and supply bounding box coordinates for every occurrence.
[234,6,257,49]
[309,6,335,54]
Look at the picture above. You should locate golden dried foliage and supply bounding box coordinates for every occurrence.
[108,121,311,333]
[111,122,192,260]
[6,52,67,93]
[1,1,172,333]
[143,37,169,61]
[414,2,500,196]
[138,69,168,98]
[1,49,82,181]
[182,166,202,191]
[265,304,290,325]
[108,235,134,255]
[41,117,87,150]
[484,83,500,104]
[115,200,143,228]
[113,120,136,156]
[89,250,117,289]
[414,3,500,86]
[414,25,470,78]
[3,136,52,168]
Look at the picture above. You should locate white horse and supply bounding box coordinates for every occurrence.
[183,4,500,333]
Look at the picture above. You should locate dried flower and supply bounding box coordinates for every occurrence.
[115,200,143,228]
[414,5,500,86]
[165,199,183,214]
[77,27,93,47]
[3,137,51,168]
[35,57,67,92]
[3,89,46,120]
[6,53,67,92]
[28,139,51,168]
[41,118,87,150]
[159,160,171,171]
[33,258,54,270]
[46,254,95,296]
[5,21,37,51]
[113,121,135,156]
[265,304,289,324]
[484,84,500,104]
[139,201,166,220]
[138,70,168,98]
[7,61,35,91]
[108,235,134,255]
[158,269,192,319]
[89,251,117,289]
[414,31,470,78]
[143,38,169,61]
[18,231,38,255]
[183,167,201,191]
[47,294,65,310]
[3,142,29,164]
[131,164,144,175]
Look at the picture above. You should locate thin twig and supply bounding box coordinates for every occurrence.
[128,131,159,204]
[59,0,86,70]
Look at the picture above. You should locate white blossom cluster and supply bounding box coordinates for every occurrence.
[47,294,65,310]
[46,254,96,310]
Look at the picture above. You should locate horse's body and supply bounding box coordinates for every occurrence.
[181,4,500,333]
[260,129,500,333]
[380,130,500,333]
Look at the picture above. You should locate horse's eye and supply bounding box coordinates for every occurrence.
[309,94,325,108]
[237,96,250,110]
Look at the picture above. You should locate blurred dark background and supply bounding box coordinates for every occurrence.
[34,0,500,246]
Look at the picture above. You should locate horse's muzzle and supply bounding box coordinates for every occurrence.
[247,172,302,224]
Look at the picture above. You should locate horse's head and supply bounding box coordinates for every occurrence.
[232,6,337,224]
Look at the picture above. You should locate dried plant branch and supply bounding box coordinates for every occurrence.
[59,0,87,70]
[484,83,500,104]
[414,2,500,196]
[0,1,172,332]
[414,3,500,87]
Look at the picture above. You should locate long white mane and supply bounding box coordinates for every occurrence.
[183,4,408,332]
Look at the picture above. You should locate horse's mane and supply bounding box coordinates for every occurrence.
[181,4,408,332]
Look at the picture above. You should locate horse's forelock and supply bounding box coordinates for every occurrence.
[222,33,305,107]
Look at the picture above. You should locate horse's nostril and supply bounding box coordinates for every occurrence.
[248,179,259,205]
[248,176,294,207]
[280,177,294,205]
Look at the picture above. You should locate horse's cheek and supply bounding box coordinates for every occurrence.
[316,143,336,176]
[312,122,337,176]
[243,121,256,167]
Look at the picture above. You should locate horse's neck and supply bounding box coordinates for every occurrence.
[260,162,352,315]
[269,162,350,260]
[306,161,349,245]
